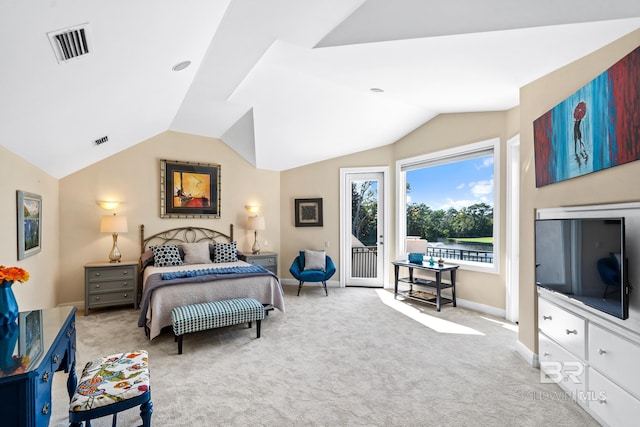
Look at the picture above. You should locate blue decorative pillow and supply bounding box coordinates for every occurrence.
[151,245,184,267]
[213,242,238,263]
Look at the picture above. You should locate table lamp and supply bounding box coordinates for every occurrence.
[247,215,266,254]
[100,213,128,262]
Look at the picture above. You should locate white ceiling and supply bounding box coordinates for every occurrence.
[1,1,640,178]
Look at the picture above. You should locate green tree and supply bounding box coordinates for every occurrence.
[352,181,378,245]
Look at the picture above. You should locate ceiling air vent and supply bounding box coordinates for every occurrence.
[47,23,92,63]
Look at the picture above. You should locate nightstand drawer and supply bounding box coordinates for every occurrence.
[87,279,134,293]
[244,252,278,274]
[89,291,134,305]
[247,256,276,267]
[84,261,139,315]
[86,265,135,280]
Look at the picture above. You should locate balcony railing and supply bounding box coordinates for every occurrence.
[426,247,493,264]
[352,246,377,278]
[351,244,493,279]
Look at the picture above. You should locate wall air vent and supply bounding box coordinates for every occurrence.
[94,136,108,146]
[47,23,92,63]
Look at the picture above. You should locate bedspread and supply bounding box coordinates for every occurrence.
[139,261,284,339]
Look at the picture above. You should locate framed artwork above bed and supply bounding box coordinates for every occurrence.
[160,159,221,218]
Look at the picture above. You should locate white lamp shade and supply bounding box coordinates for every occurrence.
[406,238,428,254]
[247,215,266,231]
[100,214,128,233]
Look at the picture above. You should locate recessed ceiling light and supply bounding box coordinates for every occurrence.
[370,88,384,93]
[172,61,191,72]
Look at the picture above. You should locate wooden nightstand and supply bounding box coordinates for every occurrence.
[84,260,138,315]
[244,252,278,275]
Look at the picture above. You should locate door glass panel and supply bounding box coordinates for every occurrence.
[351,179,378,278]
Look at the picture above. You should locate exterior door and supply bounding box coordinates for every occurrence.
[340,169,387,287]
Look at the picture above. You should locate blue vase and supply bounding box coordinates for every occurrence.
[0,281,19,325]
[408,253,424,263]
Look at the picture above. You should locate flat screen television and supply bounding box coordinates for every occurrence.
[535,217,629,320]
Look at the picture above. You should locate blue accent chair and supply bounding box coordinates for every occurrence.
[598,254,621,299]
[289,252,336,296]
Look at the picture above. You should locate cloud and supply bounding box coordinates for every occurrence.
[470,179,493,197]
[456,183,465,190]
[476,157,494,170]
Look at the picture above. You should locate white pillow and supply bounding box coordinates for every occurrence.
[304,249,326,271]
[181,242,212,264]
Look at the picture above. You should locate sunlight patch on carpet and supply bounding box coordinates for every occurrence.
[376,290,484,335]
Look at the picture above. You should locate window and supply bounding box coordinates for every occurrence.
[396,138,500,273]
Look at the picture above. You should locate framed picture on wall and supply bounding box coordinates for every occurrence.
[160,159,221,218]
[295,198,323,227]
[17,190,42,260]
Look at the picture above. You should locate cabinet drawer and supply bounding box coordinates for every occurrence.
[86,266,135,280]
[539,333,586,399]
[588,367,640,427]
[538,298,586,359]
[89,291,134,305]
[247,256,276,267]
[88,279,134,293]
[589,323,640,398]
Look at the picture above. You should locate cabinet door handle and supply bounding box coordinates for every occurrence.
[67,330,72,338]
[42,403,49,415]
[42,371,50,382]
[53,354,59,364]
[96,296,101,300]
[598,348,607,355]
[566,329,577,335]
[95,272,100,276]
[95,284,100,288]
[543,352,550,357]
[123,270,128,275]
[123,293,128,297]
[542,315,552,320]
[123,281,128,286]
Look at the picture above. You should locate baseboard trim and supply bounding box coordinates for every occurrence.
[58,300,83,309]
[455,298,505,318]
[516,339,539,368]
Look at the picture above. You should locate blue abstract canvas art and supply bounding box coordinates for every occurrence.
[533,45,640,187]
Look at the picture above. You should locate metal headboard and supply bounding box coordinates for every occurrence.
[140,224,234,253]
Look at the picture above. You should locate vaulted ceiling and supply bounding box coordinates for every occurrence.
[2,1,640,178]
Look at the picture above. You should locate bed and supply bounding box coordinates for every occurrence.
[137,224,284,339]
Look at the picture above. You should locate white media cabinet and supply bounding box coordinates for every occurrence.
[537,203,640,426]
[538,289,640,426]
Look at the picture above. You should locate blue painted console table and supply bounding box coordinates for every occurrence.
[0,306,77,426]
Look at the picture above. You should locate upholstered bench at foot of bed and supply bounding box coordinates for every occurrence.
[171,297,266,354]
[69,350,152,427]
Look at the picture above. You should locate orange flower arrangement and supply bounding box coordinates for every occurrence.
[0,266,30,284]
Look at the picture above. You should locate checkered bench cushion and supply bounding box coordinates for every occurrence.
[171,298,265,353]
[70,350,150,412]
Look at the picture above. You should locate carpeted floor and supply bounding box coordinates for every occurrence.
[50,285,598,426]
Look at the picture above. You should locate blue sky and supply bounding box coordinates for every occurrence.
[406,155,494,209]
